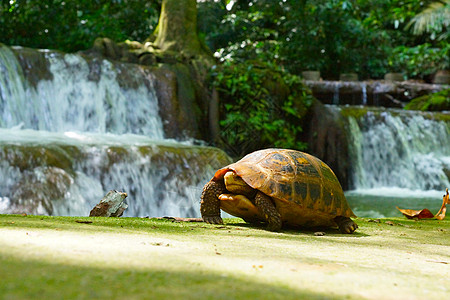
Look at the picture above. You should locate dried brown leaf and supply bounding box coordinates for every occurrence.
[396,207,435,219]
[434,188,448,220]
[397,188,448,220]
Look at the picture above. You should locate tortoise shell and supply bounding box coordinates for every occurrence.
[213,149,356,228]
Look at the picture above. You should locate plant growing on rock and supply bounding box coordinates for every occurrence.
[211,60,314,158]
[404,88,450,111]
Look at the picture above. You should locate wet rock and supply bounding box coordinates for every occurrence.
[89,190,128,217]
[304,80,446,107]
[8,166,74,215]
[302,100,350,189]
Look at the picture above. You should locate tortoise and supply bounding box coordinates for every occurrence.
[200,148,357,233]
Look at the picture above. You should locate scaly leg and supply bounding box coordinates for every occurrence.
[200,180,226,225]
[334,216,358,234]
[254,191,282,231]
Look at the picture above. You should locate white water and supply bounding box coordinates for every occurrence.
[1,45,164,137]
[348,109,450,191]
[342,106,450,216]
[317,81,370,105]
[0,129,224,217]
[361,83,367,105]
[0,45,228,217]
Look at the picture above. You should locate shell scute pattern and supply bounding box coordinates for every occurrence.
[221,149,355,218]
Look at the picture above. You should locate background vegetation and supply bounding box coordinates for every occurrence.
[1,0,448,80]
[0,0,161,52]
[200,0,449,80]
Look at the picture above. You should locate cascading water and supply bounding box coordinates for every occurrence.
[340,106,450,217]
[0,44,230,217]
[1,45,164,136]
[349,112,450,190]
[361,83,367,105]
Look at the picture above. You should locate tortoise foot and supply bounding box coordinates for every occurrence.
[335,216,358,234]
[201,180,226,225]
[202,215,224,225]
[254,191,282,232]
[266,218,282,232]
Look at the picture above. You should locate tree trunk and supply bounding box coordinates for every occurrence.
[149,0,217,142]
[152,0,212,59]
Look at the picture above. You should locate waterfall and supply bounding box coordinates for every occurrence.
[0,44,230,217]
[0,45,164,137]
[0,129,230,217]
[333,83,339,105]
[361,83,367,105]
[341,106,450,216]
[347,109,450,191]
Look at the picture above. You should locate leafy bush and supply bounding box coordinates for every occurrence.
[212,60,314,157]
[388,43,450,78]
[0,0,160,52]
[206,0,377,79]
[200,0,447,80]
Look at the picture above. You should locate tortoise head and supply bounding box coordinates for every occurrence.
[224,171,255,198]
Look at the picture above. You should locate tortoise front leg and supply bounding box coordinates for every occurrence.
[254,191,282,231]
[334,216,358,234]
[201,180,227,225]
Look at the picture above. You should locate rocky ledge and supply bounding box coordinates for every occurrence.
[305,80,448,107]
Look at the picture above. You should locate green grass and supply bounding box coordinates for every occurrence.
[1,215,449,299]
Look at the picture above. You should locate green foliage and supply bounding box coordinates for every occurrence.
[2,0,447,80]
[388,42,450,77]
[407,0,450,41]
[212,60,314,157]
[206,0,380,79]
[200,0,447,80]
[404,89,450,111]
[0,0,160,52]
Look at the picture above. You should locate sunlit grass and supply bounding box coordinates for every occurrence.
[1,215,448,299]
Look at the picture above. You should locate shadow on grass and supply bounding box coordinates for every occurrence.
[0,254,343,300]
[1,214,374,240]
[224,219,370,238]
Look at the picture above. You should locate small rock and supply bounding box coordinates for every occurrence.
[385,221,395,226]
[89,190,128,217]
[368,219,381,223]
[314,231,326,236]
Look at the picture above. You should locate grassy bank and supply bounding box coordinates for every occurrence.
[0,215,448,299]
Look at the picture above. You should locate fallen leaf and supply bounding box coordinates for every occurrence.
[396,207,434,219]
[426,260,448,264]
[397,188,448,220]
[434,188,448,220]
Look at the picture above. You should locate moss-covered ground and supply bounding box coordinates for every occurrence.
[0,215,448,299]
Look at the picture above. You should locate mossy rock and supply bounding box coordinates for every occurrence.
[0,145,80,173]
[404,89,450,111]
